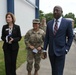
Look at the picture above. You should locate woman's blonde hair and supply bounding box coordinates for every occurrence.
[6,12,16,24]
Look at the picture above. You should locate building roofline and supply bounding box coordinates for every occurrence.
[24,0,38,8]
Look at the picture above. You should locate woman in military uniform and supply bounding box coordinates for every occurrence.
[39,17,47,32]
[24,19,45,75]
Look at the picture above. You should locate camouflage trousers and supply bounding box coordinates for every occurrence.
[26,49,41,71]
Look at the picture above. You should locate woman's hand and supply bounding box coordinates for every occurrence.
[29,45,35,49]
[8,37,14,44]
[37,47,42,50]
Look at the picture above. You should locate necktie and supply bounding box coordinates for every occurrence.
[54,21,58,35]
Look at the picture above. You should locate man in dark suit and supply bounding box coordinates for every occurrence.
[43,6,73,75]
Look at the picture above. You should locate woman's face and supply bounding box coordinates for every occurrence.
[42,18,46,23]
[6,15,13,23]
[33,23,39,30]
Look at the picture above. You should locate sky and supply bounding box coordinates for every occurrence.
[40,0,76,17]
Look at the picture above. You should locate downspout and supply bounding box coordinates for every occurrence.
[35,0,39,19]
[7,0,14,14]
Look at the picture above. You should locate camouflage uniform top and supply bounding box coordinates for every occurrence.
[39,25,46,32]
[24,29,45,49]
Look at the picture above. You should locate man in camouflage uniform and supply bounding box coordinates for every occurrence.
[24,19,45,75]
[39,17,47,32]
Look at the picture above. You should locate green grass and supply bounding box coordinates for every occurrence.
[17,37,27,68]
[0,37,27,75]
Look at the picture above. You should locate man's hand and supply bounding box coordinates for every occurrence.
[43,52,47,59]
[42,52,47,59]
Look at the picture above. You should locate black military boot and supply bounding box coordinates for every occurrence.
[34,70,38,75]
[28,71,31,75]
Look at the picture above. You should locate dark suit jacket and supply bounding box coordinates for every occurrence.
[44,18,73,56]
[1,24,22,50]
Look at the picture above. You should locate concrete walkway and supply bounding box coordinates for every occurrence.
[16,41,76,75]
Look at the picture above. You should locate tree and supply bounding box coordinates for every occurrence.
[45,12,53,23]
[39,10,53,23]
[74,18,76,27]
[39,10,76,26]
[39,10,45,21]
[64,12,76,27]
[64,12,75,19]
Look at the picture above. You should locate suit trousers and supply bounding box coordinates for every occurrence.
[3,45,18,75]
[49,54,65,75]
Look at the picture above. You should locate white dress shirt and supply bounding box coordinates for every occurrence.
[53,16,62,31]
